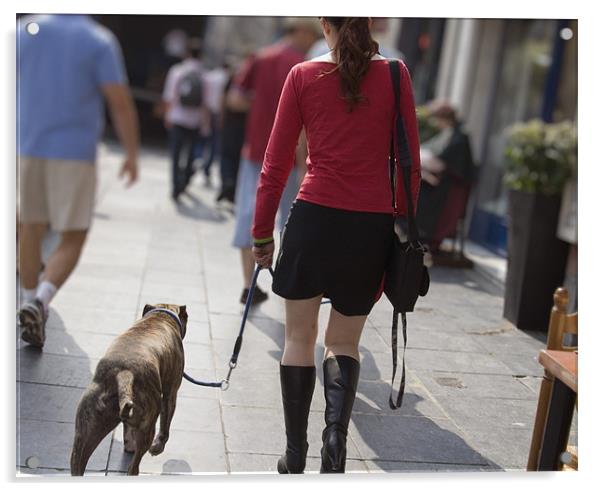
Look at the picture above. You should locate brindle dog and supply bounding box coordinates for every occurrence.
[70,303,188,476]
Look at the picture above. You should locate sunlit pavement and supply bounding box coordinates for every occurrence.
[16,142,574,476]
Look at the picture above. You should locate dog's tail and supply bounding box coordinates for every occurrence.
[116,370,135,421]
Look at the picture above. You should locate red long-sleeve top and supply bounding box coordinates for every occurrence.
[252,56,421,241]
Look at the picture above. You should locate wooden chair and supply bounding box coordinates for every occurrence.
[430,179,474,268]
[527,287,578,471]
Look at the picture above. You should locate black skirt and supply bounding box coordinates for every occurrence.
[272,199,394,316]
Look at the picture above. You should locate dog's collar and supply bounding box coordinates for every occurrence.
[143,308,184,338]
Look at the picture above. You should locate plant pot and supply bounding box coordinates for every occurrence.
[504,189,569,332]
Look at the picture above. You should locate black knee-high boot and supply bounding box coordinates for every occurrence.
[277,364,316,474]
[320,355,360,473]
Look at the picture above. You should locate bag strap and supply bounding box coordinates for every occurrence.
[389,310,408,409]
[387,60,414,410]
[388,60,419,243]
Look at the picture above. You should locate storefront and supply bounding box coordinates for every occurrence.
[432,18,577,256]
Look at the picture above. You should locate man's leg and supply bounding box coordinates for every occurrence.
[18,156,50,346]
[18,157,48,300]
[202,113,218,178]
[169,125,184,199]
[42,230,88,293]
[18,222,47,296]
[184,127,200,190]
[19,158,95,348]
[231,159,267,305]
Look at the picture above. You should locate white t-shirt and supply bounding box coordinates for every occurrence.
[163,58,205,129]
[202,67,229,115]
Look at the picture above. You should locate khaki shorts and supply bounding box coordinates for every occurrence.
[19,157,97,231]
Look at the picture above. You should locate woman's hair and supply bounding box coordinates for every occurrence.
[322,17,379,112]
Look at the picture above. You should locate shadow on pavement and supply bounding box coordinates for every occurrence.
[428,266,501,296]
[249,315,285,363]
[350,347,500,472]
[175,191,227,223]
[16,309,111,475]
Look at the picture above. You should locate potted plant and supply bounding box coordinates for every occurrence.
[503,119,577,332]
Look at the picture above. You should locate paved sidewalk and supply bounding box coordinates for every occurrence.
[16,144,574,476]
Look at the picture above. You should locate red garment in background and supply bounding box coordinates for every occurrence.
[253,58,421,240]
[233,41,306,164]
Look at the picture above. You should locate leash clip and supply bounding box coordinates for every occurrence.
[220,379,230,391]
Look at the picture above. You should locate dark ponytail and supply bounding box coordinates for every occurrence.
[323,17,379,112]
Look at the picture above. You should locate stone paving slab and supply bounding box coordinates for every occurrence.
[227,453,370,473]
[18,328,116,361]
[17,419,111,472]
[52,289,140,314]
[221,405,363,460]
[182,320,212,345]
[352,378,448,419]
[176,368,220,401]
[18,351,96,389]
[413,371,537,400]
[368,346,515,377]
[496,353,545,378]
[17,383,84,423]
[432,395,538,432]
[372,323,487,353]
[363,460,491,473]
[347,413,491,466]
[458,426,533,470]
[107,428,227,474]
[47,305,138,337]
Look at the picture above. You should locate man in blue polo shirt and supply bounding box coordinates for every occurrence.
[17,14,140,348]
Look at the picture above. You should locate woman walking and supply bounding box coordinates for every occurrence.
[252,17,421,473]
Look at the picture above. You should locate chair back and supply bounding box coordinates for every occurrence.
[546,287,578,351]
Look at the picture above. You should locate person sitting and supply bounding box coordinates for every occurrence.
[416,100,476,256]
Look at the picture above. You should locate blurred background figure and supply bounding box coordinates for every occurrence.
[17,14,139,348]
[416,100,475,255]
[228,17,321,305]
[162,37,210,201]
[197,60,229,186]
[215,55,251,208]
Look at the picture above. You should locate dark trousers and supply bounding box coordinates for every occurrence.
[196,113,220,177]
[169,124,200,197]
[219,110,247,201]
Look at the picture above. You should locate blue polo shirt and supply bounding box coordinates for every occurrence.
[17,15,127,162]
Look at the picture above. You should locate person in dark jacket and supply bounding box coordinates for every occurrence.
[416,100,475,252]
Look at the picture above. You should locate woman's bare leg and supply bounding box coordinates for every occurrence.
[281,296,322,366]
[323,308,368,361]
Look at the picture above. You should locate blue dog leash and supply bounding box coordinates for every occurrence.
[181,264,330,390]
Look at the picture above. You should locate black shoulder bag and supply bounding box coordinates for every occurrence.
[384,60,430,409]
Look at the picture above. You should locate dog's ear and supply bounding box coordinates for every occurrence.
[143,304,154,316]
[178,305,188,325]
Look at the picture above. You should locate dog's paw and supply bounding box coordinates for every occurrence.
[149,438,166,456]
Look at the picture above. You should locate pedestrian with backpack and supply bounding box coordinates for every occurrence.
[162,37,210,201]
